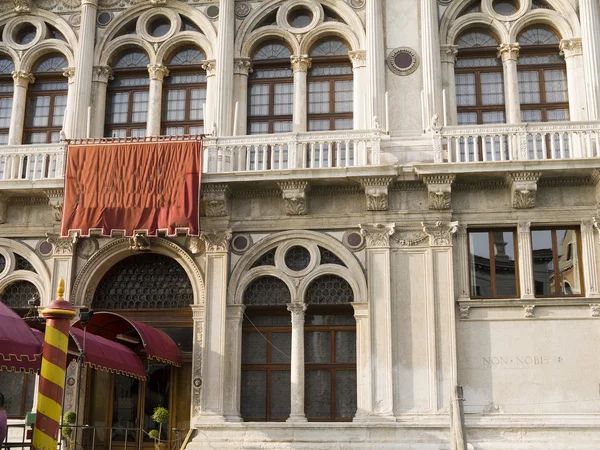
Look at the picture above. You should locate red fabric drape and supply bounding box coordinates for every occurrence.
[61,140,201,237]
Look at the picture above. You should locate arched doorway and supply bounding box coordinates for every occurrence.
[85,253,194,448]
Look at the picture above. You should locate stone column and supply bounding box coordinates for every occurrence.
[223,303,245,421]
[195,230,231,424]
[351,302,372,420]
[146,64,169,137]
[214,0,235,136]
[580,0,600,120]
[498,44,521,124]
[349,50,367,130]
[232,58,252,136]
[366,0,386,127]
[68,0,98,138]
[560,38,587,121]
[291,55,311,133]
[517,221,535,299]
[202,60,216,135]
[581,219,600,298]
[420,0,444,130]
[91,66,112,138]
[440,45,458,126]
[62,68,76,138]
[45,236,78,301]
[455,224,470,301]
[8,71,34,145]
[190,305,205,424]
[287,302,307,422]
[359,223,395,419]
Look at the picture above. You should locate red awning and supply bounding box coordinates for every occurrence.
[75,312,181,366]
[0,302,42,373]
[69,327,146,380]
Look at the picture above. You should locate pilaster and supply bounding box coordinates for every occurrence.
[190,305,206,424]
[360,177,392,211]
[359,223,395,419]
[91,66,112,138]
[423,174,455,210]
[366,0,386,127]
[287,302,307,422]
[560,38,587,121]
[45,235,78,301]
[195,230,232,424]
[8,71,34,145]
[498,43,521,124]
[582,219,600,297]
[202,60,217,135]
[349,50,367,129]
[215,0,235,136]
[506,172,541,209]
[278,181,309,216]
[420,0,444,131]
[455,224,469,301]
[224,303,245,422]
[63,68,76,138]
[440,45,458,126]
[291,55,311,133]
[580,0,600,120]
[517,221,535,299]
[351,302,372,421]
[201,184,229,217]
[147,64,170,136]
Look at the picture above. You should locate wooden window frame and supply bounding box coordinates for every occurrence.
[161,67,206,136]
[530,226,584,298]
[23,74,68,144]
[105,69,149,138]
[467,228,520,299]
[0,371,34,419]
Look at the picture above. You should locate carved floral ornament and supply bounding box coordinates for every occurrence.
[278,181,309,216]
[359,223,395,248]
[360,177,392,212]
[421,221,458,246]
[506,172,541,210]
[200,230,232,253]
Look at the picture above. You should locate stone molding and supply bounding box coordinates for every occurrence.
[290,55,312,73]
[147,64,169,81]
[360,177,392,211]
[422,174,455,210]
[359,223,396,248]
[497,43,520,62]
[201,230,232,253]
[390,229,428,246]
[92,65,113,83]
[422,221,458,247]
[12,71,34,88]
[559,38,583,58]
[201,184,229,217]
[278,181,309,216]
[233,58,253,76]
[506,172,541,209]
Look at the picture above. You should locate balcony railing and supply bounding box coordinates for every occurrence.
[0,143,65,181]
[202,129,381,173]
[434,121,600,163]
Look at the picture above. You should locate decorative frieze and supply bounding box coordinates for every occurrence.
[201,230,232,253]
[506,172,541,209]
[497,43,520,62]
[45,189,64,222]
[360,177,392,211]
[359,223,396,248]
[290,55,312,73]
[422,221,458,247]
[391,230,428,246]
[422,174,455,210]
[201,184,229,217]
[278,181,309,216]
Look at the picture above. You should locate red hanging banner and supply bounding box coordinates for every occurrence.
[61,138,201,237]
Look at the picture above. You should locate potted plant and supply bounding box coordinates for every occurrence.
[148,407,169,450]
[62,411,76,450]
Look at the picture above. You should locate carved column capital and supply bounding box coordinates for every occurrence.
[12,0,30,13]
[92,65,113,83]
[287,303,307,322]
[201,184,229,217]
[348,50,367,69]
[149,0,167,4]
[506,172,541,209]
[200,230,232,253]
[517,221,531,234]
[278,181,309,216]
[201,60,217,77]
[147,64,170,81]
[45,188,64,222]
[63,67,76,85]
[422,221,458,247]
[234,58,253,76]
[559,38,583,58]
[497,43,520,62]
[440,45,459,64]
[422,174,455,210]
[12,71,34,88]
[360,177,392,211]
[290,55,312,73]
[359,223,396,248]
[46,234,78,256]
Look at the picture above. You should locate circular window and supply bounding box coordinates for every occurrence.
[493,0,519,15]
[387,47,419,76]
[97,12,113,27]
[16,24,37,45]
[232,234,252,254]
[38,241,53,257]
[343,230,365,251]
[148,16,171,38]
[395,52,413,70]
[288,8,313,28]
[284,246,311,271]
[206,5,220,19]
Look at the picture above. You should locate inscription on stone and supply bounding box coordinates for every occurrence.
[483,356,563,368]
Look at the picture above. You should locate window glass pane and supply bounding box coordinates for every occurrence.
[480,72,504,105]
[547,109,569,121]
[334,80,353,113]
[305,331,331,363]
[24,132,47,144]
[306,313,355,326]
[557,229,581,295]
[270,332,292,363]
[0,97,13,128]
[493,231,517,297]
[30,81,68,92]
[335,370,357,419]
[308,120,331,131]
[334,119,353,130]
[544,69,568,103]
[1,372,25,416]
[132,91,149,122]
[457,112,477,125]
[518,54,564,66]
[143,364,170,442]
[308,81,330,114]
[482,111,505,124]
[27,96,50,127]
[310,65,353,76]
[470,232,491,297]
[249,122,269,134]
[455,57,501,68]
[165,73,206,85]
[131,128,146,138]
[50,131,61,143]
[251,68,294,79]
[112,375,139,441]
[532,229,554,295]
[164,126,185,136]
[109,77,150,88]
[241,371,266,419]
[521,109,542,122]
[274,83,293,115]
[455,73,476,106]
[108,128,127,138]
[107,92,129,124]
[190,88,206,121]
[249,84,269,116]
[305,370,331,419]
[253,43,291,61]
[164,89,186,121]
[335,331,356,363]
[0,134,8,145]
[189,126,204,135]
[518,70,541,104]
[157,328,193,353]
[273,121,292,133]
[52,95,67,126]
[270,370,291,419]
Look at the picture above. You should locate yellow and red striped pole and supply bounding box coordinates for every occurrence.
[33,279,76,450]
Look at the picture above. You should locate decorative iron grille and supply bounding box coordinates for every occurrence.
[0,281,39,308]
[15,254,36,273]
[244,276,291,306]
[251,248,276,268]
[305,275,353,304]
[318,246,345,266]
[284,246,311,271]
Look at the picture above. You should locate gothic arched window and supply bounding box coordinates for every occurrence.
[105,50,151,138]
[0,280,40,309]
[0,57,14,145]
[162,47,207,136]
[24,54,68,144]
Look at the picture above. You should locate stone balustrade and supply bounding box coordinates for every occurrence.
[0,143,66,182]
